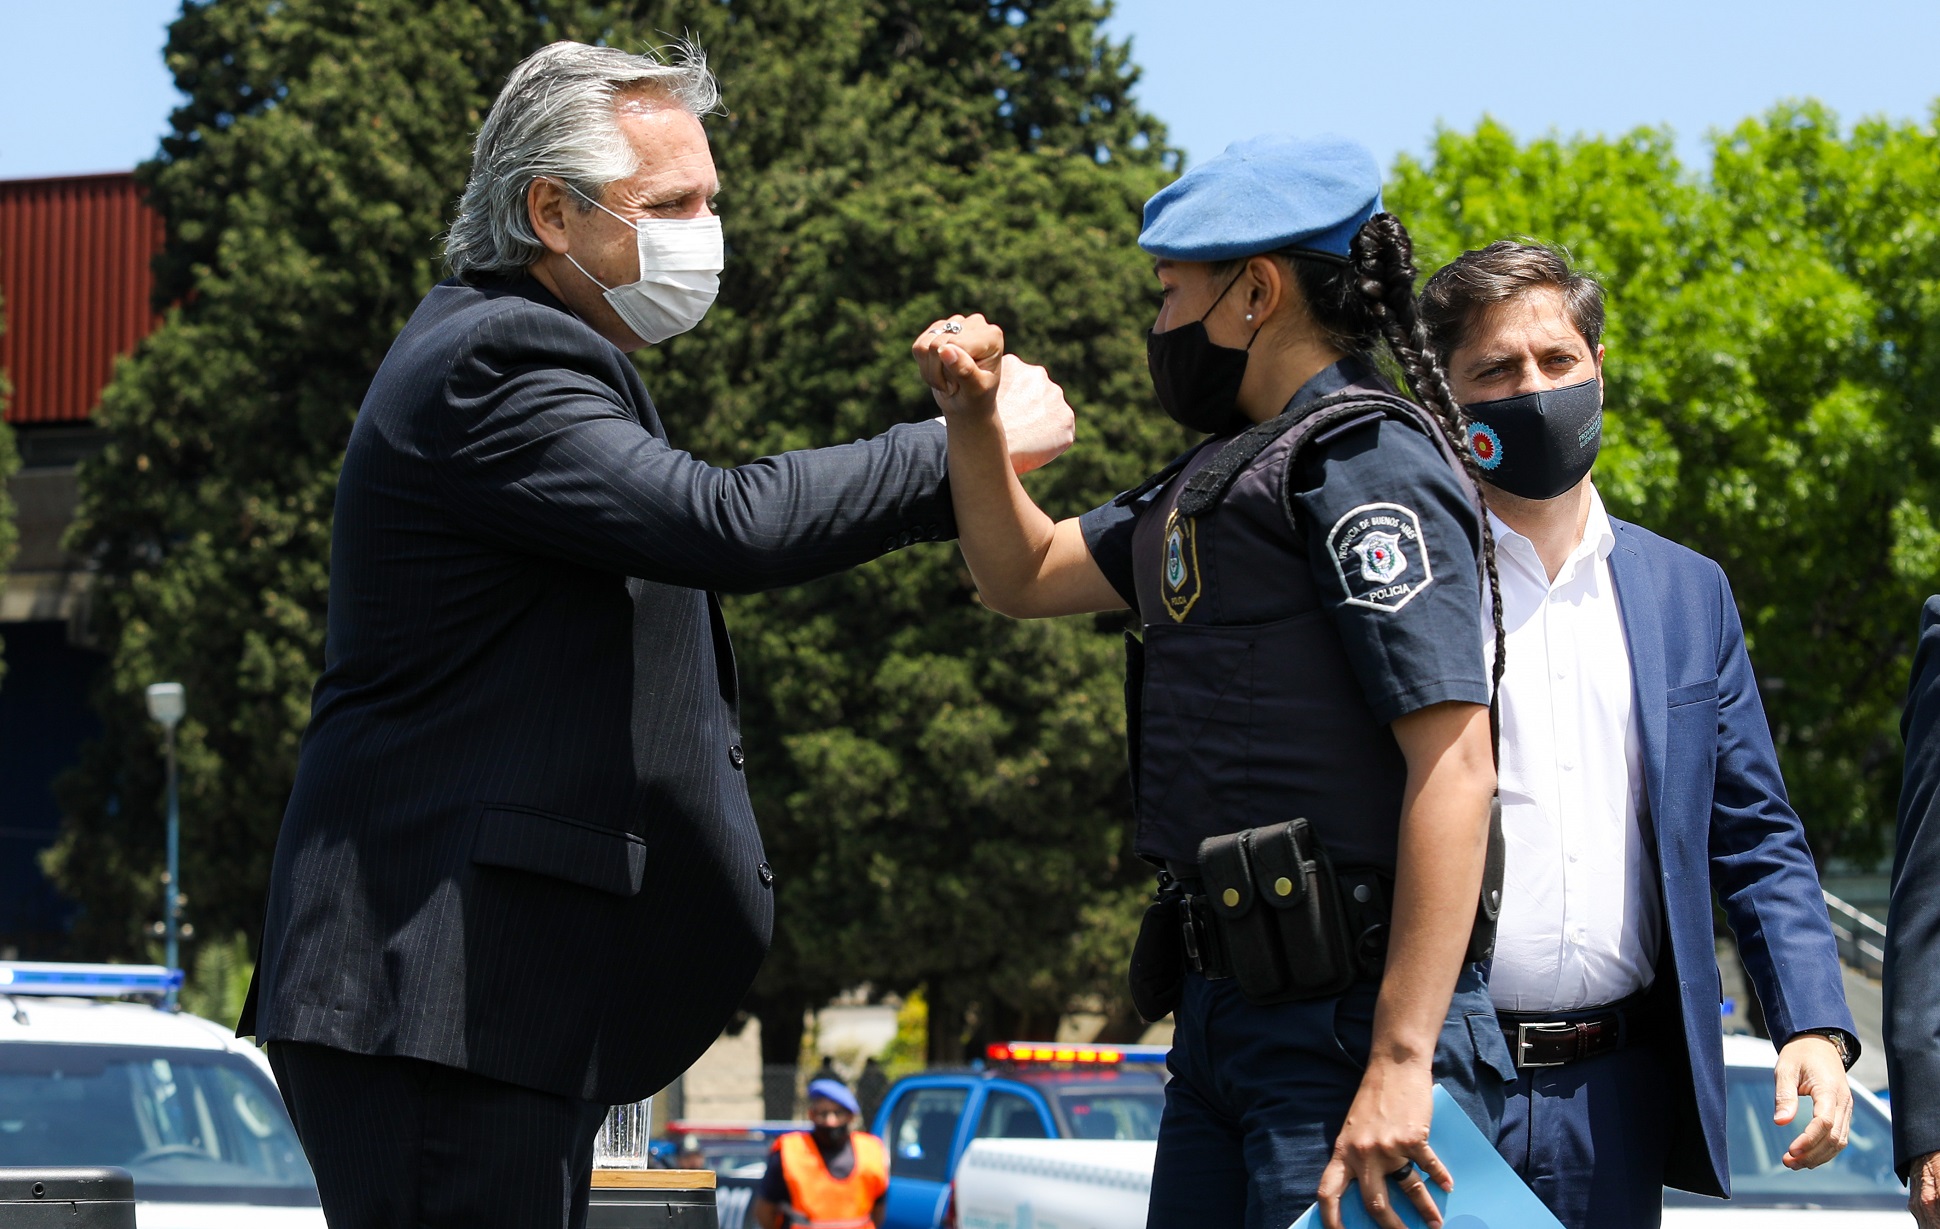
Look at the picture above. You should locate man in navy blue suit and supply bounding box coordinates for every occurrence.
[1420,242,1857,1229]
[1886,596,1940,1225]
[240,40,1071,1229]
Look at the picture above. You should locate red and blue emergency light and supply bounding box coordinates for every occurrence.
[0,961,184,999]
[985,1041,1170,1064]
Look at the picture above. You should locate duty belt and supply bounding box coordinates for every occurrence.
[1167,867,1393,982]
[1497,993,1652,1070]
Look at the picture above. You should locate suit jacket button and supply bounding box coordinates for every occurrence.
[729,744,745,770]
[758,861,775,886]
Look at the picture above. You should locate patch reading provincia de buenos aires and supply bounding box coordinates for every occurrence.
[1326,502,1433,612]
[1161,508,1203,622]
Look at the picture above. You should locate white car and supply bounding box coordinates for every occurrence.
[0,962,324,1228]
[1661,1033,1905,1225]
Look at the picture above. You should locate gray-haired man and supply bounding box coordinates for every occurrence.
[239,41,1069,1229]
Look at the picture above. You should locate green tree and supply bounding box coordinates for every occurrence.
[49,0,634,958]
[623,0,1179,1067]
[52,0,1181,1066]
[1389,102,1940,860]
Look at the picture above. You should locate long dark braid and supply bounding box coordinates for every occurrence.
[1311,214,1508,722]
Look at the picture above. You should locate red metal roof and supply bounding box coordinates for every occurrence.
[0,173,164,426]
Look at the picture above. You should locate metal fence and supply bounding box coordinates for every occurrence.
[1825,888,1887,981]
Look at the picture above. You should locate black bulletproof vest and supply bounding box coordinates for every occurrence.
[1125,386,1481,872]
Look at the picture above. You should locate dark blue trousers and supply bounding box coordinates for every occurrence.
[1494,1041,1672,1229]
[1146,966,1513,1229]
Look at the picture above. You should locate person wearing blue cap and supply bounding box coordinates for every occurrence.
[754,1078,890,1229]
[913,134,1512,1229]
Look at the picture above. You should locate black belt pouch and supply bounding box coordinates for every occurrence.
[1198,819,1356,1004]
[1129,893,1185,1023]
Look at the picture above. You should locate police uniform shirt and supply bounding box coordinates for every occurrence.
[1078,358,1482,732]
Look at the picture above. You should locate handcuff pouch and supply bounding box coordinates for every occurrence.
[1129,890,1185,1023]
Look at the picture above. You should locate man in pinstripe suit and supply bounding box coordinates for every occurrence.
[236,41,1071,1229]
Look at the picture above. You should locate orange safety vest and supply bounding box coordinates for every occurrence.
[776,1130,890,1229]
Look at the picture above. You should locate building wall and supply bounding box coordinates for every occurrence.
[0,622,100,956]
[0,172,162,954]
[0,173,163,426]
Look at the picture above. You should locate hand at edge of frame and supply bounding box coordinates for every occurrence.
[1316,1059,1449,1229]
[1774,1032,1851,1169]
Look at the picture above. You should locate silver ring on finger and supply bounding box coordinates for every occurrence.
[941,321,963,333]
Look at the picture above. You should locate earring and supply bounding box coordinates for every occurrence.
[1245,313,1255,322]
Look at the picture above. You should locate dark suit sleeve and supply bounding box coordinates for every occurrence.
[1887,595,1940,1176]
[429,303,954,593]
[1706,562,1857,1049]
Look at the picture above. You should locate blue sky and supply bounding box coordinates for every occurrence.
[2,0,1936,179]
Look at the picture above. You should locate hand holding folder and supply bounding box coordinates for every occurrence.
[1290,1086,1564,1229]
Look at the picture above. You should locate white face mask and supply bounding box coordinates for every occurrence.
[559,182,723,346]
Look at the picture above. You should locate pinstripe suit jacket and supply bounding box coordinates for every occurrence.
[240,275,954,1103]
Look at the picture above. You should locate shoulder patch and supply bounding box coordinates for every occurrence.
[1327,502,1433,612]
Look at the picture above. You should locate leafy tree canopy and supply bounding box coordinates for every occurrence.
[1391,102,1940,860]
[53,0,1183,1061]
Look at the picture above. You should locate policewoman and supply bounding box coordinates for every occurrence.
[912,135,1516,1229]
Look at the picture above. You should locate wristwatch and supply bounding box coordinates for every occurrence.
[1801,1027,1859,1071]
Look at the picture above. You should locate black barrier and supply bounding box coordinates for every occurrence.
[588,1175,720,1229]
[714,1172,761,1229]
[0,1167,138,1228]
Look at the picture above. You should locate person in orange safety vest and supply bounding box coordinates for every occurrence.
[754,1078,890,1229]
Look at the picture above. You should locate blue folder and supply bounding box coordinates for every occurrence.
[1289,1085,1564,1229]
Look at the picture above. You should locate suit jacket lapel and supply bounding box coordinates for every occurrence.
[1609,522,1670,853]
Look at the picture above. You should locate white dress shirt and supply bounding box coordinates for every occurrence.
[1485,485,1661,1013]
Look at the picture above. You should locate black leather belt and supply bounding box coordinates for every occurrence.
[1168,878,1233,979]
[1497,996,1649,1070]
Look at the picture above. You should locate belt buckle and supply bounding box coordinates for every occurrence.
[1514,1021,1575,1069]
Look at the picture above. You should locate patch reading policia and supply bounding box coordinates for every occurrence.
[1327,503,1433,612]
[1161,508,1203,621]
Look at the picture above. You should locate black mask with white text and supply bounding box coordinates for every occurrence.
[1461,377,1604,500]
[1146,272,1261,435]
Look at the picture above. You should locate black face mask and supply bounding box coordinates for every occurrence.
[1462,377,1604,500]
[1146,272,1261,435]
[811,1122,851,1153]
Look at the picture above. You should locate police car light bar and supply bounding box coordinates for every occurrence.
[986,1041,1171,1065]
[666,1120,811,1139]
[0,962,184,999]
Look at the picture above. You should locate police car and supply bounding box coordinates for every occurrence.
[941,1034,1905,1229]
[1660,1033,1905,1225]
[873,1042,1168,1229]
[0,962,322,1227]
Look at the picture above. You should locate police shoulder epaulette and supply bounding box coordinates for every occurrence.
[1113,442,1211,508]
[1175,390,1420,518]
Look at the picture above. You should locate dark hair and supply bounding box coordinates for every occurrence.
[1418,240,1605,363]
[1221,217,1506,705]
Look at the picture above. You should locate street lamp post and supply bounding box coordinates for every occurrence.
[145,682,186,1010]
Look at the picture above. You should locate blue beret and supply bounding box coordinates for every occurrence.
[806,1078,860,1115]
[1139,134,1383,263]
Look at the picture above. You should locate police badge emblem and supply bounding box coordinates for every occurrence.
[1326,502,1433,612]
[1161,508,1203,622]
[1355,531,1406,583]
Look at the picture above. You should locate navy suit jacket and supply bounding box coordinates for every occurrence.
[241,275,955,1103]
[1886,595,1940,1177]
[1606,518,1855,1196]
